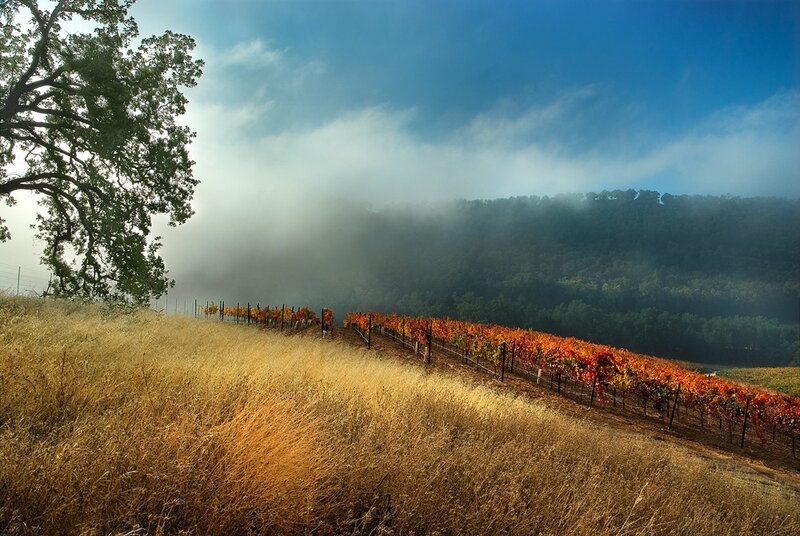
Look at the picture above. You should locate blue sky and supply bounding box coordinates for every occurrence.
[2,0,799,293]
[171,0,796,137]
[127,0,798,203]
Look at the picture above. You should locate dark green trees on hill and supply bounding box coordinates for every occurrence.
[327,191,799,366]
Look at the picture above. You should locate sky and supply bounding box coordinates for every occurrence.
[1,0,799,299]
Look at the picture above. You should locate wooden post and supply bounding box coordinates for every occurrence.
[236,303,240,324]
[740,399,749,448]
[500,343,506,382]
[247,302,250,324]
[669,385,681,431]
[536,368,542,385]
[281,304,285,331]
[589,376,597,407]
[321,308,325,337]
[205,301,209,320]
[367,314,372,350]
[425,322,432,365]
[221,301,224,321]
[194,299,197,319]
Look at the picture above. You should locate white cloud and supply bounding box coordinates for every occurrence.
[151,89,798,290]
[182,88,799,219]
[460,86,597,146]
[218,39,285,68]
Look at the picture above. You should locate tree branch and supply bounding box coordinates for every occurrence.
[21,105,90,124]
[1,0,67,123]
[0,170,109,206]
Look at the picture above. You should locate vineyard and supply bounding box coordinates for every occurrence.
[198,301,334,332]
[345,311,800,460]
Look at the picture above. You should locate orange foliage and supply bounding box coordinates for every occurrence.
[345,311,800,441]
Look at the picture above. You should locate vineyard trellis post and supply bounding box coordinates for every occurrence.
[669,384,681,431]
[740,398,749,448]
[425,322,432,365]
[281,304,285,331]
[589,376,597,407]
[321,308,325,337]
[510,340,515,373]
[367,314,372,349]
[500,342,506,382]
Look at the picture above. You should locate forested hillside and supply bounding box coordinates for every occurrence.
[322,191,799,366]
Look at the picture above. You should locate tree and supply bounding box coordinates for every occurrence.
[0,0,202,304]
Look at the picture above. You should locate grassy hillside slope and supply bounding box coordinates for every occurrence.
[0,297,797,535]
[717,367,800,397]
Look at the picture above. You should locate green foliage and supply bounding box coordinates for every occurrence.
[0,0,202,304]
[717,367,800,396]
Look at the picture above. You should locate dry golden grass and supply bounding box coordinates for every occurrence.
[0,296,798,535]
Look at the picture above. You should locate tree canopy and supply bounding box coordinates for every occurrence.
[0,0,202,304]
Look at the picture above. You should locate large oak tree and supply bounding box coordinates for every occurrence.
[0,0,202,304]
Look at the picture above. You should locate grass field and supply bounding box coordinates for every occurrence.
[1,296,798,535]
[717,367,800,397]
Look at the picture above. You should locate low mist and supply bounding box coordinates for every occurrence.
[159,191,800,367]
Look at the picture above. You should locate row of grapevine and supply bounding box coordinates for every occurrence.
[344,311,800,456]
[199,301,334,331]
